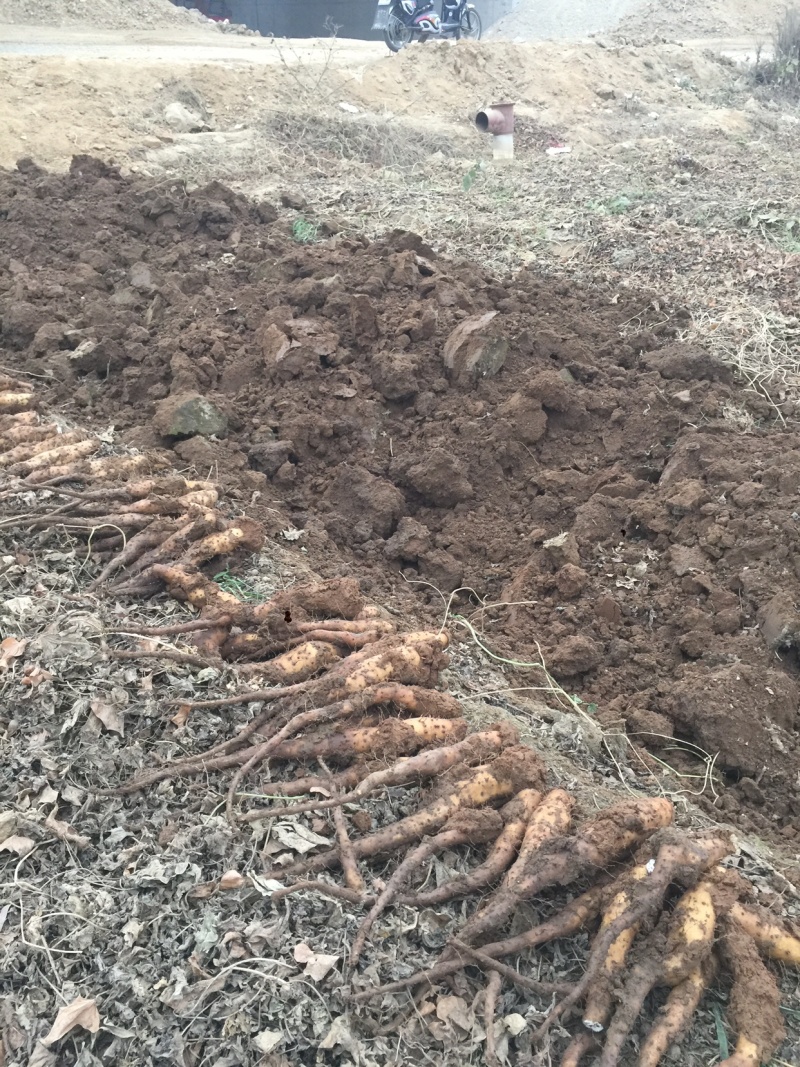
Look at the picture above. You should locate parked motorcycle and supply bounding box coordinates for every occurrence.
[373,0,482,53]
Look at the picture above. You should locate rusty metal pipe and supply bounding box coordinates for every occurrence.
[475,102,515,161]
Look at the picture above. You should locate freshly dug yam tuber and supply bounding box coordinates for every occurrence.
[9,437,97,476]
[251,576,365,625]
[729,901,800,965]
[0,391,35,414]
[251,640,344,685]
[718,925,786,1067]
[349,808,504,965]
[266,746,546,881]
[243,722,519,823]
[0,420,52,448]
[398,788,543,908]
[451,789,577,947]
[267,717,468,762]
[582,864,649,1032]
[180,518,265,566]
[596,882,717,1067]
[637,957,715,1067]
[0,429,84,467]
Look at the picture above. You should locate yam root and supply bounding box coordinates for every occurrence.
[637,957,715,1067]
[729,901,800,965]
[596,882,716,1067]
[242,722,519,823]
[349,808,504,965]
[448,788,577,948]
[718,924,786,1067]
[397,787,542,908]
[582,863,649,1032]
[268,717,468,763]
[351,885,607,1002]
[266,745,546,881]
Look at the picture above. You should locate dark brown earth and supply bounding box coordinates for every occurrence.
[3,157,800,846]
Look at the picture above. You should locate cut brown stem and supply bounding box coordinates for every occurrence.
[484,969,502,1067]
[109,648,220,670]
[349,809,504,966]
[318,757,365,895]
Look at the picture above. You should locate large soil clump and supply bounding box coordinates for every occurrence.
[3,157,800,841]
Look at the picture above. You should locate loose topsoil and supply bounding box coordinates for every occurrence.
[3,157,800,850]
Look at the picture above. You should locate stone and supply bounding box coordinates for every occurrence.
[442,311,508,385]
[596,84,616,100]
[758,592,800,652]
[129,262,156,294]
[542,530,581,569]
[153,392,227,438]
[255,201,279,224]
[31,322,68,356]
[164,101,207,133]
[370,353,419,402]
[395,448,473,508]
[664,479,708,514]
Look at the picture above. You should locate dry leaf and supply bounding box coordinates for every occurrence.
[0,835,35,857]
[435,995,473,1032]
[186,881,218,901]
[293,942,339,982]
[219,870,246,890]
[0,636,27,670]
[253,1030,283,1054]
[41,996,100,1046]
[0,811,18,843]
[318,1016,360,1056]
[44,810,90,850]
[272,822,330,854]
[34,786,59,807]
[26,1042,56,1067]
[170,703,191,728]
[90,697,124,736]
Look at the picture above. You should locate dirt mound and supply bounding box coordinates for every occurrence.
[615,0,787,39]
[488,0,644,40]
[0,0,208,29]
[3,158,800,845]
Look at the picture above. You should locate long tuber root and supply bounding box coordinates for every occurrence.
[637,955,716,1067]
[241,722,519,823]
[266,745,547,882]
[349,808,504,965]
[718,923,786,1067]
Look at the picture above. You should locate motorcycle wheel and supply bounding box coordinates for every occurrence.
[384,15,413,52]
[459,7,482,39]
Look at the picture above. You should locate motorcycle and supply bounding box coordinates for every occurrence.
[373,0,482,53]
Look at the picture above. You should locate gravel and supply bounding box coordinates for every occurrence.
[487,0,646,40]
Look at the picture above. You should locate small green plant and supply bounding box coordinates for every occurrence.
[213,567,263,603]
[462,160,486,192]
[292,217,319,243]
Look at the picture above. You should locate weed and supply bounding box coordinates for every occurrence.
[292,217,319,243]
[213,567,263,602]
[462,160,485,192]
[754,7,800,90]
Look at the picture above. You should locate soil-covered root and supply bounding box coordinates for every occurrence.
[8,436,98,476]
[729,901,800,964]
[718,923,786,1067]
[0,389,36,414]
[265,745,547,882]
[637,955,715,1067]
[241,721,519,822]
[595,880,718,1067]
[453,797,673,953]
[349,808,504,965]
[397,787,543,907]
[267,716,468,763]
[0,428,86,467]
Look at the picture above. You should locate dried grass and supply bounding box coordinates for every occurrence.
[684,302,800,421]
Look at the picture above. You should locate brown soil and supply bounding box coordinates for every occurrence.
[3,157,800,849]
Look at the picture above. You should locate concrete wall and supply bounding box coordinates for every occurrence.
[222,1,516,38]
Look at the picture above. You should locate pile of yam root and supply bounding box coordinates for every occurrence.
[2,389,799,1067]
